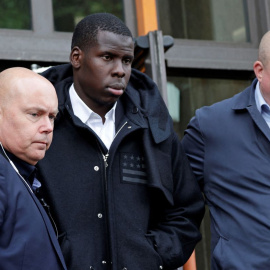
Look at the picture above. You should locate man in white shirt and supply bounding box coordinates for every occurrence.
[37,13,205,270]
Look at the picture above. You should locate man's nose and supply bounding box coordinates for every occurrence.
[40,116,54,133]
[112,60,125,78]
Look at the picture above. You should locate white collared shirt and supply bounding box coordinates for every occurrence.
[69,83,116,150]
[255,81,270,128]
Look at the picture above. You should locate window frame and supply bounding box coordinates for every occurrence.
[0,0,137,63]
[163,0,270,72]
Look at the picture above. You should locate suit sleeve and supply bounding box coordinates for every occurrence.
[181,114,205,188]
[147,133,205,269]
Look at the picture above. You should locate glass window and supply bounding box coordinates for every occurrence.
[157,0,250,43]
[166,76,253,138]
[0,0,31,30]
[53,0,124,32]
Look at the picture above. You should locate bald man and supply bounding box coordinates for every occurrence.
[182,31,270,269]
[0,68,67,270]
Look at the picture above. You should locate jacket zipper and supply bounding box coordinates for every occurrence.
[99,121,128,267]
[102,121,128,167]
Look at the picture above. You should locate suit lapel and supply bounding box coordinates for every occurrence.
[0,143,66,269]
[247,105,270,142]
[232,79,270,143]
[28,188,67,269]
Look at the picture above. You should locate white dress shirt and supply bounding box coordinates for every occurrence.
[69,83,116,150]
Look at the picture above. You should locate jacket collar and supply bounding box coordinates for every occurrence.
[231,78,257,110]
[231,78,270,142]
[124,69,172,143]
[44,64,172,144]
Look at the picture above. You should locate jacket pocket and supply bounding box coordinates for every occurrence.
[145,233,163,265]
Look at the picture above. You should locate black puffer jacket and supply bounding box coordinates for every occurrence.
[37,64,204,270]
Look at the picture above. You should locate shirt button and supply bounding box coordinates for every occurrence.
[122,268,127,270]
[159,266,163,269]
[98,213,103,218]
[102,261,106,264]
[94,166,99,171]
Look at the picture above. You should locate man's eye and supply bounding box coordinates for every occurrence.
[123,58,132,65]
[30,113,38,117]
[102,55,112,61]
[49,115,57,121]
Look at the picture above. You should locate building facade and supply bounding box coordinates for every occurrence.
[1,0,269,269]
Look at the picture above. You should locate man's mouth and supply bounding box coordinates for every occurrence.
[34,141,49,148]
[107,83,126,96]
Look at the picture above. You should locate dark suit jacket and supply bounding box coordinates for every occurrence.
[182,79,270,269]
[0,151,67,270]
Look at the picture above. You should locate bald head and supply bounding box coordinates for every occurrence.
[253,31,270,106]
[258,31,270,67]
[0,67,58,165]
[0,67,55,109]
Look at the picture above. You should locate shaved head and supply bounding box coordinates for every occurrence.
[0,67,58,165]
[258,31,270,68]
[0,67,55,109]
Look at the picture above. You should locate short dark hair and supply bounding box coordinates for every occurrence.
[71,13,133,51]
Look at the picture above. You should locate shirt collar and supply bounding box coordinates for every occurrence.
[87,102,117,124]
[255,81,270,114]
[5,150,36,185]
[69,83,116,124]
[69,83,92,123]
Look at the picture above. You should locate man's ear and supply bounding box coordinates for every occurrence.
[253,60,264,82]
[70,46,83,69]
